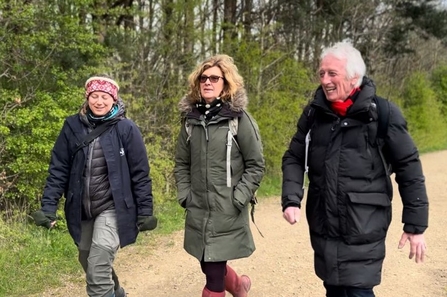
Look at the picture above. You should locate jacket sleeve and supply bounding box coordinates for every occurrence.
[174,119,191,208]
[122,120,154,216]
[232,111,265,210]
[386,103,429,234]
[41,120,71,214]
[281,105,312,211]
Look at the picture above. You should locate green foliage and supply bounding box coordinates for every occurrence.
[257,175,282,198]
[224,39,315,176]
[382,0,447,57]
[144,132,177,206]
[234,42,316,175]
[0,0,108,210]
[401,72,447,151]
[2,90,81,205]
[149,199,185,235]
[430,64,447,117]
[0,1,106,91]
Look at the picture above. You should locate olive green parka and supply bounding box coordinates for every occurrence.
[174,89,265,262]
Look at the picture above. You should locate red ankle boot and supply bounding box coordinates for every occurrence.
[224,265,251,297]
[202,287,226,297]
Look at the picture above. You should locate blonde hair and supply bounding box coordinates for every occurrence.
[187,54,244,103]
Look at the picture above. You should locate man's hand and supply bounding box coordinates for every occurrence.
[283,206,301,225]
[31,210,56,229]
[398,232,427,263]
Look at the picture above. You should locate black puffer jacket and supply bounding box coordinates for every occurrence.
[83,138,113,219]
[282,78,428,287]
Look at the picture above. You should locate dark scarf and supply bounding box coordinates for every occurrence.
[196,97,223,121]
[330,87,360,117]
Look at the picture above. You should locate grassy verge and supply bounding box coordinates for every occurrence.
[0,199,190,296]
[0,218,82,296]
[0,181,283,296]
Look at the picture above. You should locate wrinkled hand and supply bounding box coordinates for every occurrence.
[137,215,158,231]
[31,210,57,229]
[283,207,301,225]
[398,232,427,263]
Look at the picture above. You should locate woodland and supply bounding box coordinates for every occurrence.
[1,0,447,217]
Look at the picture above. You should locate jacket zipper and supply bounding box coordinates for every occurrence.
[202,120,211,259]
[331,118,340,131]
[83,138,95,219]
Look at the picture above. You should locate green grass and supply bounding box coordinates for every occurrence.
[257,174,281,198]
[151,199,186,235]
[0,200,187,296]
[0,218,82,296]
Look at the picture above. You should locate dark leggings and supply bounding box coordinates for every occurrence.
[200,258,227,292]
[324,283,375,297]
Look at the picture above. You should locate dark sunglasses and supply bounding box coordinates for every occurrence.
[199,75,224,83]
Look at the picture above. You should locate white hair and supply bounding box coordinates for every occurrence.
[320,42,366,87]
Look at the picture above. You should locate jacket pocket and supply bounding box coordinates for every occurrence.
[306,186,326,235]
[177,188,192,209]
[183,191,192,208]
[123,195,135,209]
[343,192,391,245]
[185,208,204,232]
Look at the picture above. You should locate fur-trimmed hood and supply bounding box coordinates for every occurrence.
[178,88,248,114]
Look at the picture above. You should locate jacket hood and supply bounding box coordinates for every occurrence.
[178,88,248,114]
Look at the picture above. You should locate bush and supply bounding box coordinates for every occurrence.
[400,72,447,152]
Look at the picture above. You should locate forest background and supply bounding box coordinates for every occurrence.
[1,0,447,296]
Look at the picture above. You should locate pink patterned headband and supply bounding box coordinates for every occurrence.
[85,77,120,101]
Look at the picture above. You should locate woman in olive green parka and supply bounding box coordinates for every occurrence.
[174,54,265,297]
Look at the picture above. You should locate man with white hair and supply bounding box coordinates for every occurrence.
[281,42,429,297]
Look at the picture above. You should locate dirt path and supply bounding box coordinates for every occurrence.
[34,150,447,297]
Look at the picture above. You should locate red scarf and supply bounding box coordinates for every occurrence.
[330,87,360,116]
